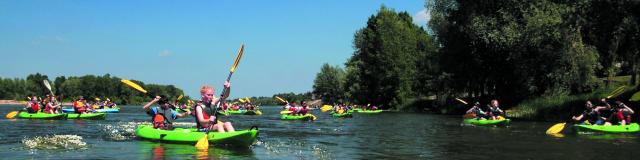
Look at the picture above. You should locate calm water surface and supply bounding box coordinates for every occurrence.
[1,104,639,159]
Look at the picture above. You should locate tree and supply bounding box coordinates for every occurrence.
[312,63,345,104]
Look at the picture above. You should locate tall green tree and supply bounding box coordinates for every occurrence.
[313,63,345,104]
[346,6,436,108]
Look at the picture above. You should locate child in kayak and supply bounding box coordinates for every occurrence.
[143,95,191,130]
[299,101,308,115]
[486,100,504,120]
[572,100,608,125]
[44,96,61,114]
[465,102,487,120]
[193,84,235,133]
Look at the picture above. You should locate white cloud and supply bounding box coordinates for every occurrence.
[413,8,431,26]
[159,49,173,57]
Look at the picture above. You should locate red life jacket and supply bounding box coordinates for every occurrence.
[194,105,210,129]
[152,108,174,129]
[31,103,40,112]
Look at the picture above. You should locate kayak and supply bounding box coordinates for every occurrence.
[281,114,316,121]
[227,110,246,115]
[17,112,67,120]
[573,123,640,133]
[352,109,362,112]
[332,112,353,118]
[217,111,230,116]
[244,110,262,115]
[62,108,120,113]
[66,113,107,120]
[135,124,259,147]
[463,118,511,125]
[358,110,383,114]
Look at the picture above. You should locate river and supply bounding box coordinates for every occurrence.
[0,104,639,159]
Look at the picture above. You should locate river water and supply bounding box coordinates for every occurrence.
[0,104,639,159]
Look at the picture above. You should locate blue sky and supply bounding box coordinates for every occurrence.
[0,0,429,99]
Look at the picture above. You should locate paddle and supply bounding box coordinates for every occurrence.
[320,105,333,113]
[546,86,625,134]
[195,43,245,150]
[275,96,292,114]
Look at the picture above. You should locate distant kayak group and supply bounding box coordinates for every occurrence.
[7,94,118,120]
[458,98,639,134]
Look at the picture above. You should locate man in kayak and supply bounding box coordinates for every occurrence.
[298,101,309,115]
[193,83,235,133]
[572,100,608,125]
[465,102,488,120]
[143,95,191,130]
[486,100,504,120]
[73,96,88,114]
[105,98,118,108]
[23,96,40,113]
[44,96,61,114]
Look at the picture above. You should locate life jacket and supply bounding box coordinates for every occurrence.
[44,103,53,112]
[194,104,212,129]
[30,102,40,112]
[74,101,86,112]
[152,107,174,129]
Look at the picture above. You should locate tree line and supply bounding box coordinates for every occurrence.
[0,73,186,105]
[313,1,640,112]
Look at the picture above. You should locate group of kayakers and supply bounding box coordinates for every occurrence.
[465,99,505,120]
[572,99,635,126]
[23,94,62,114]
[72,96,118,114]
[143,82,235,133]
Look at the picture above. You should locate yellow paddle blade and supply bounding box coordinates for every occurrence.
[229,44,245,73]
[275,96,286,103]
[280,110,292,114]
[239,98,246,103]
[195,135,209,150]
[120,79,147,93]
[6,111,18,119]
[455,98,468,105]
[320,105,333,112]
[310,114,317,121]
[546,123,566,134]
[245,97,251,103]
[177,95,184,101]
[43,80,53,93]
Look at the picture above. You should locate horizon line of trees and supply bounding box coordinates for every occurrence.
[313,2,640,112]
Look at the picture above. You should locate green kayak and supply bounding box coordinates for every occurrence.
[17,112,67,120]
[281,114,316,121]
[66,113,107,120]
[463,118,511,125]
[352,109,362,112]
[332,112,353,118]
[227,110,246,115]
[358,110,383,114]
[135,124,259,147]
[244,110,262,115]
[573,123,640,133]
[216,111,230,116]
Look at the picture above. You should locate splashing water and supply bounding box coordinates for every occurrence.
[22,135,87,150]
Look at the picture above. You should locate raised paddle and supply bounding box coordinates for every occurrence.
[195,43,245,150]
[546,86,625,134]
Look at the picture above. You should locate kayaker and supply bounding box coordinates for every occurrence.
[44,96,61,114]
[465,102,488,120]
[604,101,635,126]
[105,98,117,108]
[193,84,235,133]
[572,100,607,125]
[73,96,89,114]
[299,101,308,115]
[24,96,40,113]
[143,95,191,130]
[486,100,504,120]
[288,102,299,115]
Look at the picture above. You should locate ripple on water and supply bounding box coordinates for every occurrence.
[22,135,87,150]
